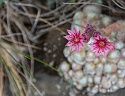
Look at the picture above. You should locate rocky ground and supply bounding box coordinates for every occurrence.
[35,73,69,96]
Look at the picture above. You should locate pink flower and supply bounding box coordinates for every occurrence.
[92,31,101,37]
[89,35,115,57]
[82,33,90,43]
[84,24,94,33]
[64,28,84,52]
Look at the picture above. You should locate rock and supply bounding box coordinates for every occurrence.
[34,73,69,96]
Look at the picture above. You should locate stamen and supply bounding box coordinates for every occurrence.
[99,41,105,46]
[74,38,79,42]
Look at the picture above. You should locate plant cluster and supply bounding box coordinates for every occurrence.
[64,22,115,57]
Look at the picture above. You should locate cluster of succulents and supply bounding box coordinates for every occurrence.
[59,5,125,96]
[60,32,125,95]
[71,5,112,32]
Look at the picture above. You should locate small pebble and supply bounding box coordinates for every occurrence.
[52,54,57,58]
[48,49,52,53]
[57,37,61,41]
[43,43,48,46]
[43,47,47,51]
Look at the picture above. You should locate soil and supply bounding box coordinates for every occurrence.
[34,23,70,96]
[34,23,70,75]
[34,73,69,96]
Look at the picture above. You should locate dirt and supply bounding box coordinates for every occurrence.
[34,73,69,96]
[34,24,70,96]
[34,24,70,74]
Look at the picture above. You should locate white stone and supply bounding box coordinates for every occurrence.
[84,62,96,75]
[74,70,84,79]
[102,15,112,26]
[67,56,73,63]
[71,49,86,65]
[87,92,95,96]
[64,73,70,80]
[86,12,99,21]
[60,61,70,72]
[87,76,93,84]
[63,47,71,57]
[99,88,107,93]
[72,11,85,32]
[115,41,124,50]
[68,70,74,77]
[118,69,125,77]
[101,77,111,89]
[72,63,82,71]
[76,84,83,90]
[71,19,83,32]
[99,56,107,63]
[117,59,125,69]
[83,5,101,14]
[78,76,88,87]
[73,81,77,86]
[104,64,112,73]
[110,33,116,42]
[91,85,99,94]
[117,78,125,88]
[86,52,95,62]
[95,63,103,75]
[112,85,119,92]
[94,58,100,64]
[110,31,117,38]
[104,63,117,73]
[121,48,125,57]
[73,11,84,20]
[110,74,118,85]
[86,87,91,92]
[108,50,120,63]
[94,75,101,84]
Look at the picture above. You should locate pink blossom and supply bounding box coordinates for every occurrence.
[82,33,90,43]
[92,31,101,37]
[89,35,115,57]
[64,28,84,52]
[84,24,94,33]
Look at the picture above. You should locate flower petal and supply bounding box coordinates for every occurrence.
[89,42,97,47]
[95,51,100,56]
[64,35,73,40]
[65,41,73,46]
[73,28,77,33]
[94,35,102,40]
[67,29,73,35]
[71,45,76,52]
[95,48,101,56]
[98,35,102,39]
[64,27,85,52]
[89,32,115,57]
[102,50,107,57]
[76,44,80,52]
[79,42,84,47]
[90,47,98,52]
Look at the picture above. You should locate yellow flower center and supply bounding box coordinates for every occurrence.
[99,41,105,46]
[74,38,79,42]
